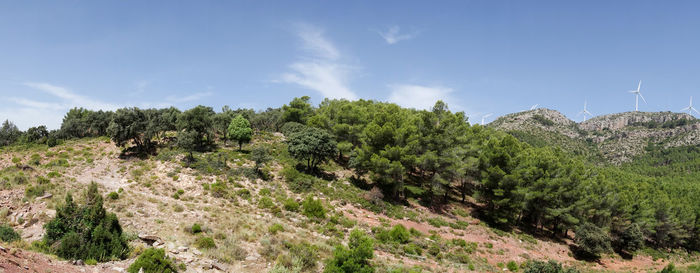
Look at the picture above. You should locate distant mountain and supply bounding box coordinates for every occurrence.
[489,109,700,164]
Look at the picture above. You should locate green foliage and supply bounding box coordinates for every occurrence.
[228,114,252,150]
[283,198,300,212]
[0,224,20,242]
[42,182,129,261]
[281,122,307,136]
[523,260,580,273]
[107,108,159,154]
[612,223,644,254]
[0,120,22,146]
[302,197,326,219]
[177,105,215,148]
[60,108,113,138]
[107,192,119,200]
[287,127,338,170]
[250,145,271,171]
[388,224,410,244]
[195,236,216,249]
[657,263,681,273]
[324,229,374,273]
[191,223,202,234]
[532,114,555,126]
[574,223,611,259]
[507,261,519,272]
[282,96,313,124]
[269,223,285,234]
[127,248,178,273]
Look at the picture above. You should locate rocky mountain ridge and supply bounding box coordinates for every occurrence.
[489,109,700,163]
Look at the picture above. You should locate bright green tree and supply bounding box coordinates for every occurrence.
[228,114,253,151]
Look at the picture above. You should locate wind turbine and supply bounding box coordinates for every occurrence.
[578,100,593,122]
[530,104,539,110]
[628,80,647,111]
[481,113,493,125]
[681,96,700,115]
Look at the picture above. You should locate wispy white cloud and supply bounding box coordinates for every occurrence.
[377,26,419,45]
[388,84,455,110]
[23,82,119,111]
[279,23,357,100]
[296,23,340,60]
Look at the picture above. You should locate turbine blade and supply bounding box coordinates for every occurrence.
[681,106,691,111]
[637,80,641,92]
[693,107,700,115]
[639,93,647,104]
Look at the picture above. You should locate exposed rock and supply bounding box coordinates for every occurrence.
[36,193,53,200]
[138,234,162,245]
[178,246,189,253]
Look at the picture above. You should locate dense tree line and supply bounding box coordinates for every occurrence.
[297,98,700,255]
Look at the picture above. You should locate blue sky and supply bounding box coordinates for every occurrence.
[2,1,700,129]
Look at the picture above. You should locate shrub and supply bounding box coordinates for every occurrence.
[127,248,178,273]
[283,198,300,212]
[389,225,410,244]
[269,223,284,234]
[42,182,128,261]
[574,223,611,259]
[191,223,202,234]
[324,229,374,273]
[195,236,216,249]
[302,197,326,219]
[426,217,448,228]
[258,196,275,209]
[107,192,119,200]
[658,263,680,273]
[285,241,319,272]
[612,223,644,254]
[523,260,580,273]
[507,261,519,272]
[0,225,20,242]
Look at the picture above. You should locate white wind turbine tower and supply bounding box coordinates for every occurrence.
[578,100,593,122]
[628,80,647,111]
[681,96,700,115]
[481,113,493,125]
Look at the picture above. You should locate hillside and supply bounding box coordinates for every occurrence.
[490,109,700,164]
[1,100,700,273]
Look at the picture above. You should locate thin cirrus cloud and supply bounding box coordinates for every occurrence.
[279,23,358,100]
[377,26,419,45]
[388,84,455,110]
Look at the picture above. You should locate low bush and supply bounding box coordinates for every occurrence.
[191,223,203,234]
[195,236,216,249]
[0,224,20,242]
[127,248,178,273]
[389,224,410,244]
[523,260,580,273]
[302,197,326,219]
[283,198,300,212]
[107,192,119,200]
[269,223,284,234]
[324,229,374,273]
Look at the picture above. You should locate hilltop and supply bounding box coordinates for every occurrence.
[489,109,700,163]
